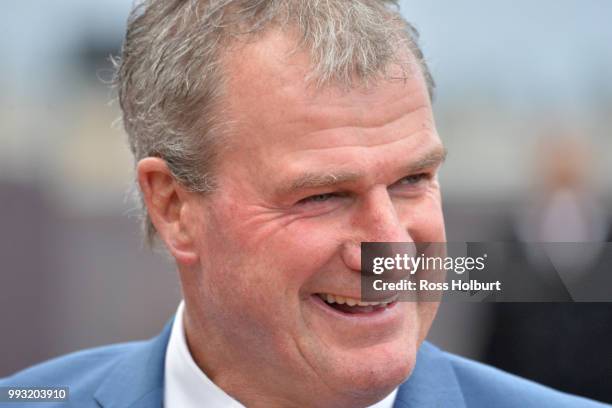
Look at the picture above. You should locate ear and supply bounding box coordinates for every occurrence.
[137,157,199,265]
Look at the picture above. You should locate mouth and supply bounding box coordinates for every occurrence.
[313,293,398,315]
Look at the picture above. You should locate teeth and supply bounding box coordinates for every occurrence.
[318,293,394,307]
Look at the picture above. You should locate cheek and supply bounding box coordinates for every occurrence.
[260,226,339,289]
[230,208,342,279]
[200,202,336,306]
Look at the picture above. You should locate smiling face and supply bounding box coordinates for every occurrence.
[180,30,446,408]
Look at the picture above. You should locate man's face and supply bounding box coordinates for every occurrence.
[182,31,446,407]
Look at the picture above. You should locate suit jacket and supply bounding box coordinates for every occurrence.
[0,318,608,408]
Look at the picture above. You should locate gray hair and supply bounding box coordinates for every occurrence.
[114,0,435,245]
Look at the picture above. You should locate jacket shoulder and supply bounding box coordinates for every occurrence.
[444,351,610,407]
[0,341,147,407]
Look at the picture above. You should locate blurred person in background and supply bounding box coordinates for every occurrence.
[485,131,612,403]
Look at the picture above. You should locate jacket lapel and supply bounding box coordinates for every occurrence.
[94,318,174,408]
[393,342,466,408]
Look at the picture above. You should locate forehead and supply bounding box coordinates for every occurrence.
[218,29,438,191]
[223,30,430,133]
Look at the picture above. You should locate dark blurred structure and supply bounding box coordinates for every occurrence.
[484,134,612,403]
[0,181,181,377]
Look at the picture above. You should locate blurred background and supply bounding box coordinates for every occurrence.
[1,0,611,403]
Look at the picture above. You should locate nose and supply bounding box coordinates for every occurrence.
[340,186,413,272]
[357,186,413,242]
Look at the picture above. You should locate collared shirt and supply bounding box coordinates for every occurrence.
[164,301,398,408]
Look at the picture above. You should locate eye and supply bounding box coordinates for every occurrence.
[296,193,338,205]
[390,173,432,192]
[397,173,430,185]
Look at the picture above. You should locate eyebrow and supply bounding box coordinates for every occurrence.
[404,145,447,174]
[284,171,362,194]
[278,145,447,196]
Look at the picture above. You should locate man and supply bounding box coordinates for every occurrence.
[0,1,608,407]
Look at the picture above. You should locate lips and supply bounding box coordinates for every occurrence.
[315,293,397,315]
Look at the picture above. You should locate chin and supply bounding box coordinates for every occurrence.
[323,340,417,406]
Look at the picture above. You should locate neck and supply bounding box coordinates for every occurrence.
[181,302,382,408]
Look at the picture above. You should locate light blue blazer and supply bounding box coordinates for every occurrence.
[1,318,608,407]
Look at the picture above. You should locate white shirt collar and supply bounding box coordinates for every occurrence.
[164,301,398,408]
